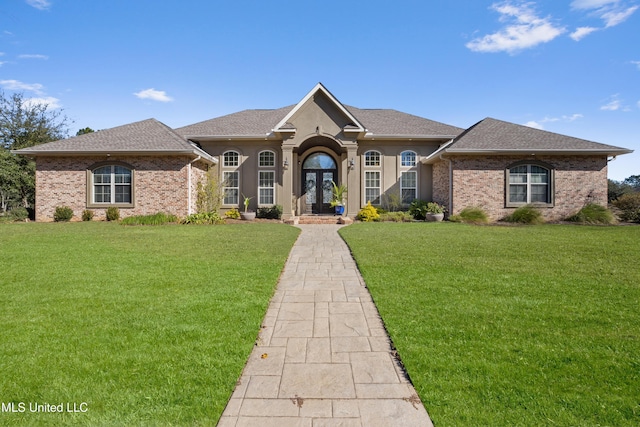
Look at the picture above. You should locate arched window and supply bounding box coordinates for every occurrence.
[363,151,382,204]
[364,150,381,167]
[506,162,553,206]
[401,150,416,167]
[89,163,133,206]
[222,151,240,205]
[400,151,417,203]
[258,151,276,206]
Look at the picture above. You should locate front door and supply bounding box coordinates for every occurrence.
[302,153,338,214]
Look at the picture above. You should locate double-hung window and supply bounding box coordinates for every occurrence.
[363,150,381,205]
[507,162,553,206]
[90,164,133,206]
[258,151,276,206]
[400,150,417,204]
[222,151,240,205]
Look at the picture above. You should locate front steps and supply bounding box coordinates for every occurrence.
[284,216,353,225]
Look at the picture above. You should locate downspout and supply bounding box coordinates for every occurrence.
[188,156,201,216]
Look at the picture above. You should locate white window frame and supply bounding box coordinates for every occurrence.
[258,170,275,206]
[399,151,418,204]
[364,171,381,205]
[506,162,554,207]
[222,150,240,206]
[401,150,417,167]
[400,171,417,204]
[87,163,134,207]
[364,150,381,167]
[259,150,276,168]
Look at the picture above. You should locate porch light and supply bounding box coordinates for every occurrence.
[283,158,289,170]
[349,158,355,170]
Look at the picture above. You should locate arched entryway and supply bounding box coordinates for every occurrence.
[302,152,337,214]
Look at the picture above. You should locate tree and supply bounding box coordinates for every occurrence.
[0,91,70,211]
[623,175,640,190]
[76,127,95,136]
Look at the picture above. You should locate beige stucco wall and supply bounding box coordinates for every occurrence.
[439,155,608,221]
[34,155,198,221]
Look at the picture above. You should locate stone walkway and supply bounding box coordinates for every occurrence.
[217,224,433,427]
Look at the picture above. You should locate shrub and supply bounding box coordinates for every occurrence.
[120,212,178,226]
[451,206,489,224]
[106,206,120,221]
[181,212,225,225]
[356,201,380,222]
[9,207,29,222]
[53,206,74,222]
[408,200,428,220]
[503,205,544,224]
[612,192,640,223]
[257,205,283,220]
[82,209,94,221]
[196,169,222,214]
[379,211,413,222]
[566,204,616,225]
[225,208,241,219]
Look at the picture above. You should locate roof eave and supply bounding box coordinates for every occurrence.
[362,133,458,141]
[185,133,280,142]
[11,149,218,163]
[423,148,634,162]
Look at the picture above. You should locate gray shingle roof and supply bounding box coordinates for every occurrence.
[446,117,632,154]
[175,105,463,138]
[14,119,216,161]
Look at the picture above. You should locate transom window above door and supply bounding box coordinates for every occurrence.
[302,153,337,169]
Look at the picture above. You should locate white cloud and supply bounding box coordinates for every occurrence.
[600,94,625,111]
[0,79,45,95]
[570,26,599,40]
[525,120,544,129]
[524,114,584,130]
[26,0,51,10]
[571,0,618,9]
[23,96,61,109]
[601,5,639,26]
[133,88,173,102]
[632,61,640,70]
[18,54,49,60]
[466,2,566,53]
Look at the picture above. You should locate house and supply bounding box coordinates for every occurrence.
[14,83,632,222]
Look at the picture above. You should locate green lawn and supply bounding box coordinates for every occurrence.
[0,222,299,426]
[340,223,640,427]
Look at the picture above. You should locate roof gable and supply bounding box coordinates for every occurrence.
[273,83,365,133]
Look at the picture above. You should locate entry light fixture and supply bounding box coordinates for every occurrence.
[349,158,355,170]
[283,158,289,170]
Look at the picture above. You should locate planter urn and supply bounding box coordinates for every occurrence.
[240,212,256,221]
[425,212,444,222]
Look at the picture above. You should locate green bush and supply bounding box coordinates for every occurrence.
[378,211,413,222]
[408,200,428,220]
[356,201,380,222]
[503,205,544,224]
[82,209,94,221]
[612,192,640,223]
[106,206,120,222]
[257,205,283,219]
[120,212,178,226]
[9,207,29,222]
[450,206,490,224]
[53,206,74,222]
[181,212,225,225]
[224,208,241,219]
[566,204,616,224]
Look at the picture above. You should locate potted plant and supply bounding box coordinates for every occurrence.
[240,194,256,220]
[330,181,347,215]
[424,202,445,222]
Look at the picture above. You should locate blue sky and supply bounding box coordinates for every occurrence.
[1,0,638,180]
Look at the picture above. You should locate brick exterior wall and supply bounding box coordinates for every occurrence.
[432,155,608,221]
[431,159,450,209]
[35,155,198,221]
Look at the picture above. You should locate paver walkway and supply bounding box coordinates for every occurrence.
[217,224,433,427]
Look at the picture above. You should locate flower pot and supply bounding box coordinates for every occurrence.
[240,212,256,221]
[425,212,444,222]
[334,205,345,216]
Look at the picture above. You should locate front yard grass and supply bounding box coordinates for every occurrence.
[340,222,640,426]
[0,222,299,426]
